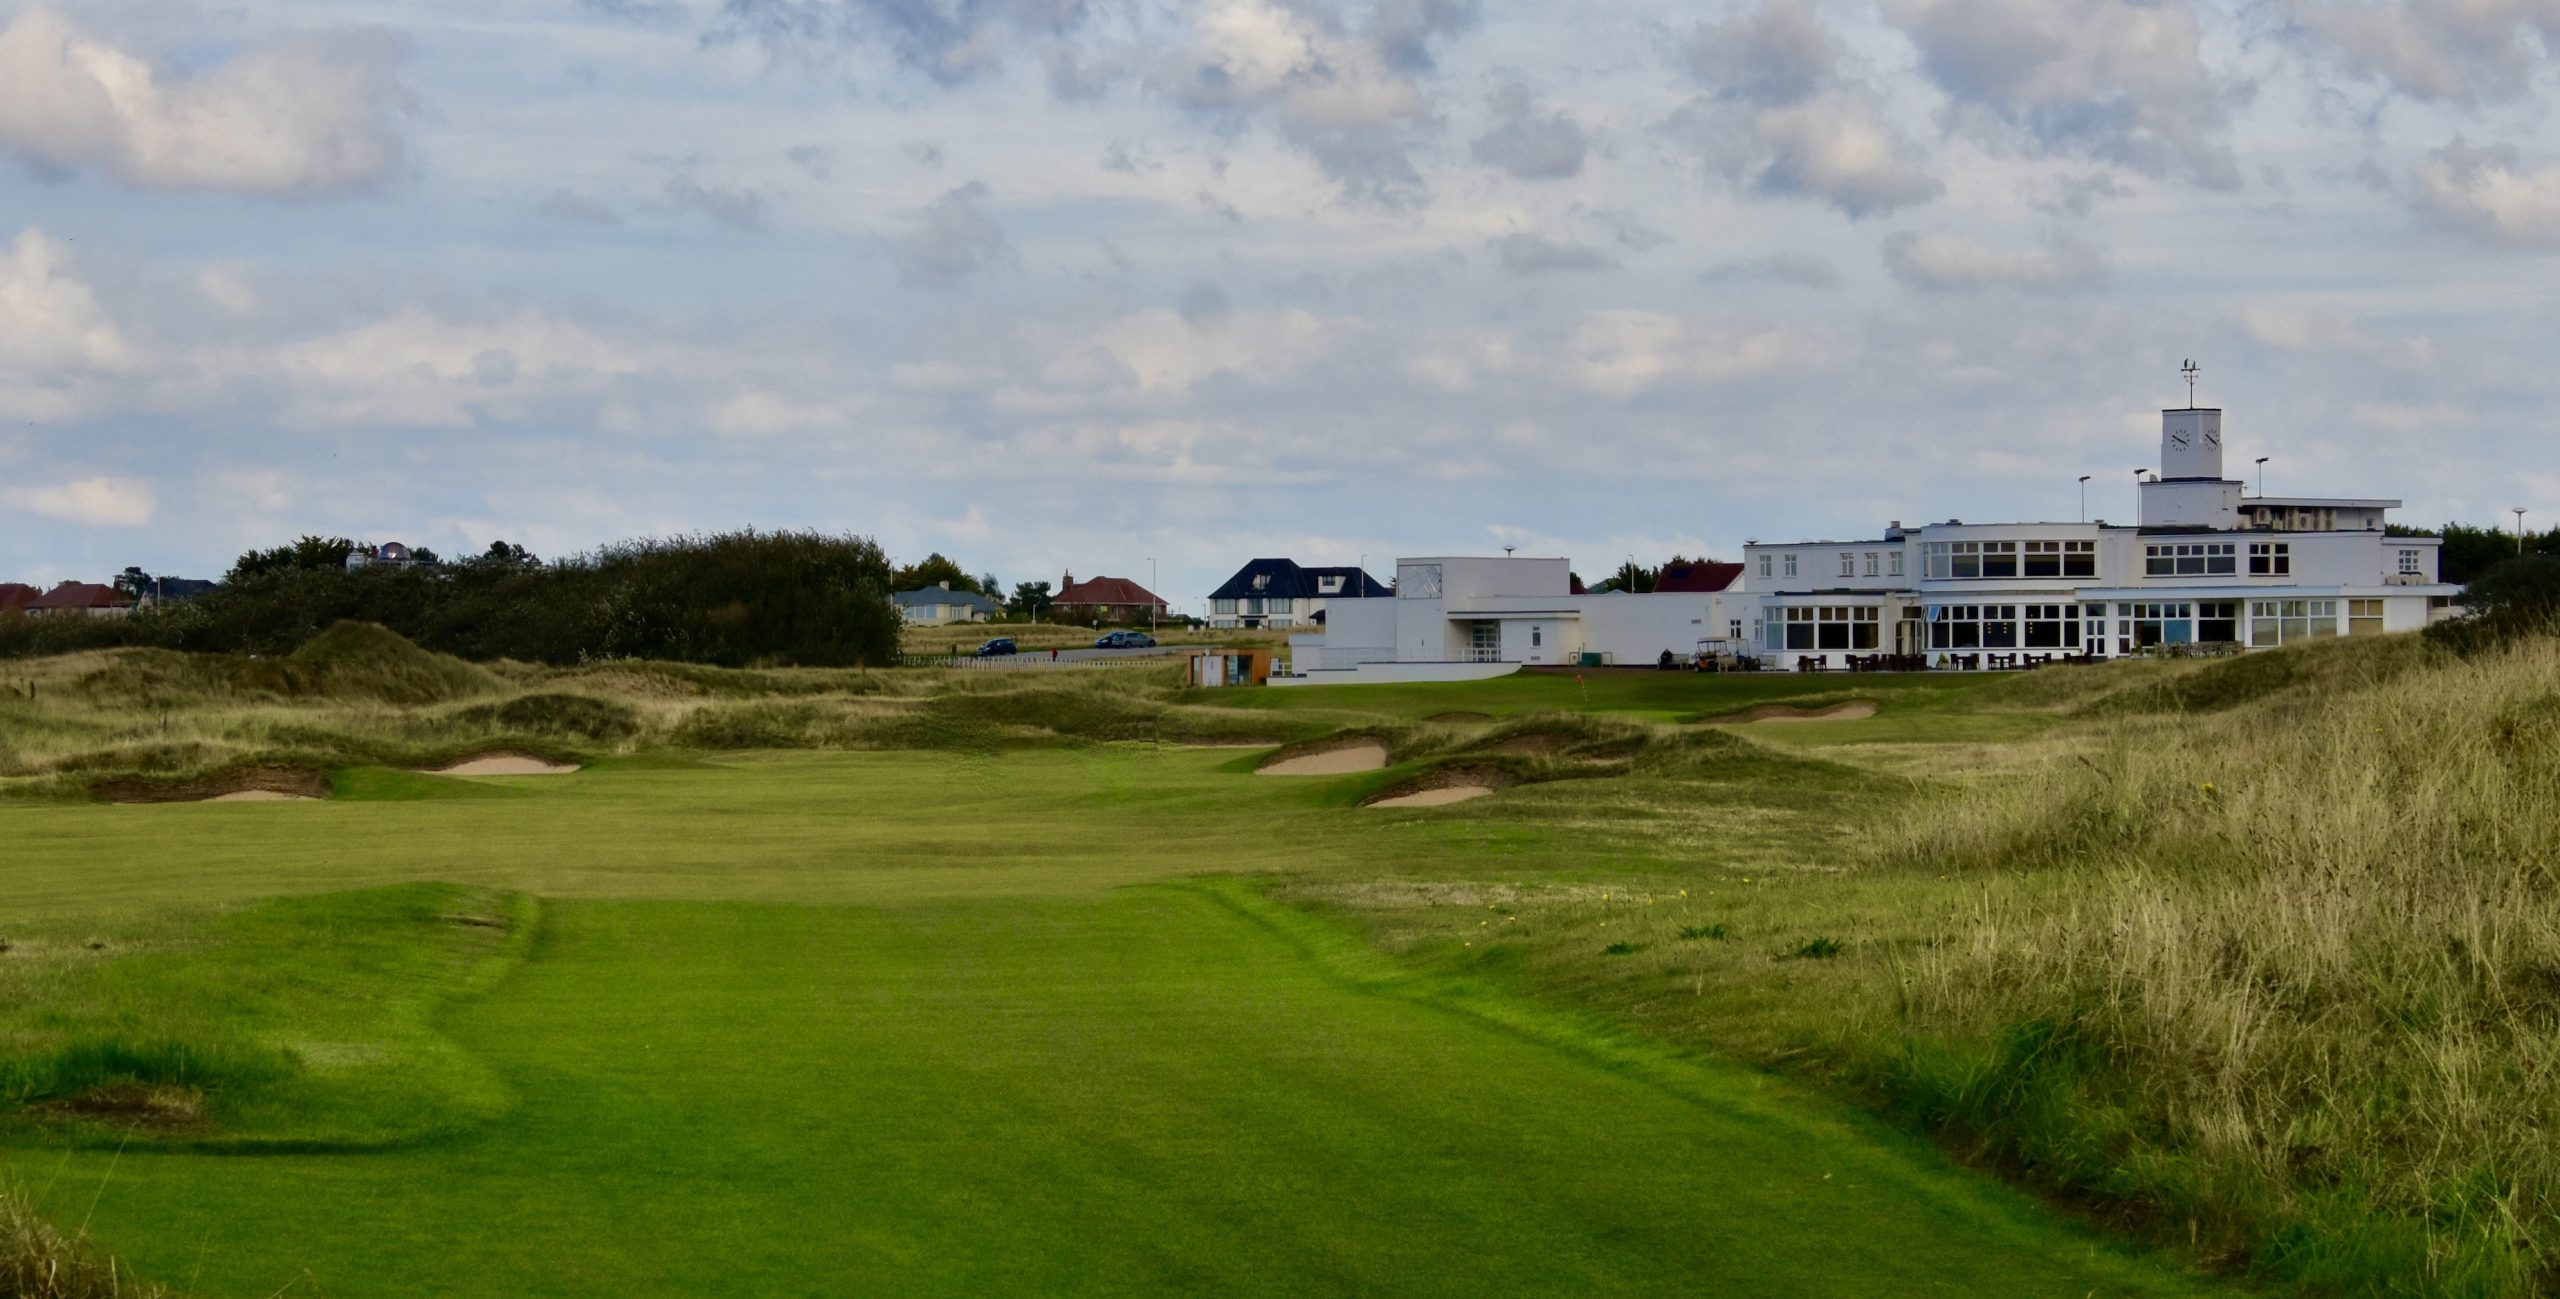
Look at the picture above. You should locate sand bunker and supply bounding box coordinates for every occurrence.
[1257,742,1389,776]
[1707,700,1879,725]
[205,789,320,802]
[98,766,331,804]
[432,755,582,776]
[1369,785,1494,808]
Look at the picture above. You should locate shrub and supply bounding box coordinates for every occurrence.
[2429,556,2560,655]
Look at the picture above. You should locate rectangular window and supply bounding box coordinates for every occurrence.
[2023,540,2062,578]
[1783,554,1798,578]
[2250,598,2338,644]
[1863,552,1879,577]
[2064,540,2096,577]
[2348,598,2384,636]
[1888,551,1905,578]
[1980,542,2018,578]
[2248,542,2290,576]
[1782,605,1877,651]
[1840,552,1855,578]
[2398,549,2422,576]
[1758,555,1772,579]
[1212,598,1236,614]
[2145,543,2236,576]
[2198,601,2239,644]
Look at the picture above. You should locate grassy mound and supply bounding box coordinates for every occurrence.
[1883,634,2560,1291]
[2086,633,2440,717]
[452,692,642,744]
[3,1184,168,1299]
[288,622,504,704]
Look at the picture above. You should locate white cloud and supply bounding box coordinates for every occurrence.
[1562,311,1809,398]
[1886,0,2243,188]
[1046,308,1354,398]
[2288,0,2560,105]
[1881,230,2106,291]
[1664,1,1942,218]
[2238,305,2435,370]
[0,229,132,422]
[891,180,1012,284]
[0,5,410,196]
[1492,232,1613,274]
[2412,139,2560,243]
[1753,93,1945,217]
[272,309,638,428]
[707,390,858,437]
[1,475,155,527]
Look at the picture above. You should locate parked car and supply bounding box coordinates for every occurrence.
[1094,631,1157,649]
[974,638,1019,657]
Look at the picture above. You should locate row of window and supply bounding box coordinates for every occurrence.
[1764,605,1883,650]
[1755,596,2402,655]
[1209,598,1299,615]
[1924,540,2098,580]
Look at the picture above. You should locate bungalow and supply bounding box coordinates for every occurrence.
[1286,555,1739,685]
[893,582,1002,625]
[0,583,37,614]
[1204,559,1389,630]
[25,581,137,618]
[1052,572,1168,624]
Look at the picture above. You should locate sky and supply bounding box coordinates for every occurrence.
[2,0,2557,609]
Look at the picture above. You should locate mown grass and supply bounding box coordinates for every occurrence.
[7,624,2525,1295]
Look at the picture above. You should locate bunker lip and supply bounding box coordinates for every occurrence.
[95,765,332,804]
[28,1082,210,1135]
[429,752,583,776]
[1361,764,1517,808]
[1256,740,1389,776]
[1699,700,1879,725]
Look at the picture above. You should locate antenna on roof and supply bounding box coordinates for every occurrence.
[1503,545,1515,557]
[2181,358,2200,408]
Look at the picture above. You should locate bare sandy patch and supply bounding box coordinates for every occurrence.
[1257,742,1388,776]
[1369,785,1494,808]
[205,789,320,802]
[96,766,331,804]
[432,754,582,776]
[1705,700,1878,725]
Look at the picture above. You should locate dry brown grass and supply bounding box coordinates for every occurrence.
[1,1184,169,1299]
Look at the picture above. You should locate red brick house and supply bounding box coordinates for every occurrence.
[0,583,37,614]
[25,581,137,618]
[1654,561,1745,594]
[1052,572,1168,624]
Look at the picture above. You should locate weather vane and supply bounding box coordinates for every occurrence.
[2181,358,2200,407]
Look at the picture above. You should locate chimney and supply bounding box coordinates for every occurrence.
[938,580,950,590]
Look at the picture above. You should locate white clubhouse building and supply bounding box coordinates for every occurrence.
[1281,401,2459,684]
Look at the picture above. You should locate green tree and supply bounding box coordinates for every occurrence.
[227,535,358,581]
[891,553,982,595]
[2429,555,2560,654]
[1009,580,1053,620]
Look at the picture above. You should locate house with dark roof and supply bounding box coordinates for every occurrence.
[893,582,1003,625]
[346,542,433,571]
[1052,572,1167,624]
[1654,561,1745,594]
[1204,559,1390,630]
[0,583,38,615]
[25,581,137,618]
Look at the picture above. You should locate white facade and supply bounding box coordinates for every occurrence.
[1281,556,1743,685]
[1741,405,2458,669]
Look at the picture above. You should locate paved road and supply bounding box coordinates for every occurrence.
[926,644,1199,669]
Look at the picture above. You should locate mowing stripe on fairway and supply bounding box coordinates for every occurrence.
[13,883,2213,1298]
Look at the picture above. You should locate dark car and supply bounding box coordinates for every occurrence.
[1094,631,1157,649]
[974,638,1019,657]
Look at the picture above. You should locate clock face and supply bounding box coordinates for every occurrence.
[2170,432,2190,448]
[2204,430,2221,446]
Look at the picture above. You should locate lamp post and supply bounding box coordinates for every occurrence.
[2255,456,2269,498]
[1147,557,1157,633]
[2078,475,2091,522]
[2134,468,2145,521]
[2518,509,2530,557]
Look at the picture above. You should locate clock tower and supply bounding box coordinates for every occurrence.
[2161,406,2223,480]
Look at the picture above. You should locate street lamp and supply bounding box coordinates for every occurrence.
[2255,456,2269,498]
[2517,509,2530,557]
[1146,557,1158,632]
[2078,475,2091,522]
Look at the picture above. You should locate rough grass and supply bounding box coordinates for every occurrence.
[1881,633,2560,1294]
[1,1184,168,1299]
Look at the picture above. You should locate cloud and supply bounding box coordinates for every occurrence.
[1470,77,1588,179]
[2238,304,2436,369]
[1,475,155,527]
[1885,0,2244,189]
[1664,0,1941,218]
[2411,139,2560,243]
[713,0,1085,84]
[1881,229,2106,291]
[0,229,131,421]
[538,189,622,226]
[890,180,1012,283]
[2287,0,2560,105]
[1159,0,1469,208]
[272,309,638,428]
[1032,307,1353,399]
[1491,232,1613,274]
[1587,207,1669,251]
[1684,0,1837,107]
[663,175,770,230]
[1703,251,1843,288]
[1562,310,1809,398]
[0,5,409,196]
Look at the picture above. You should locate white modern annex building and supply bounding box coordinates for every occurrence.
[1281,556,1743,685]
[1742,404,2460,669]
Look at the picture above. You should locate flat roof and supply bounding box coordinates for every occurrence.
[2245,496,2401,508]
